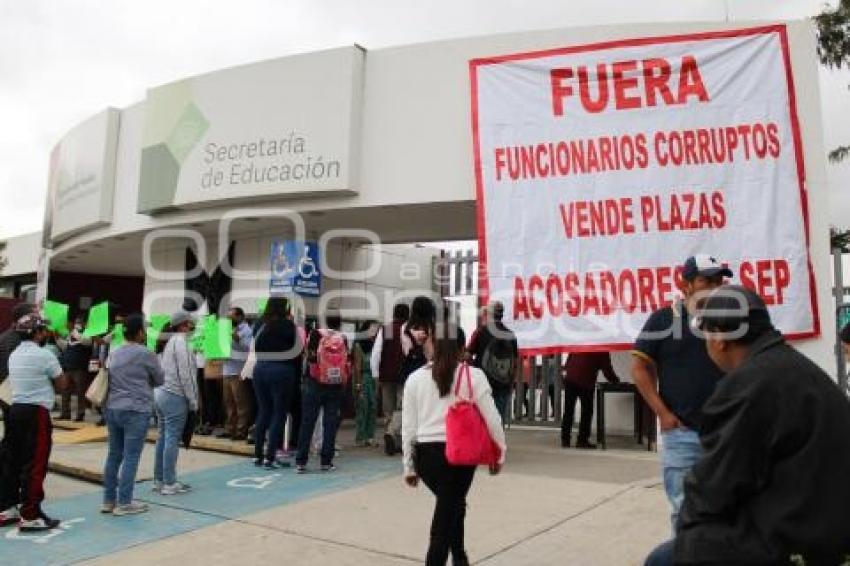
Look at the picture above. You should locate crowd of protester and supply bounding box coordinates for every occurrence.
[2,255,850,564]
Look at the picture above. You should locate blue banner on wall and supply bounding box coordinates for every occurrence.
[270,240,321,297]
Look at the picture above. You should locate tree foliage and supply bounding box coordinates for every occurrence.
[0,240,7,273]
[816,0,850,163]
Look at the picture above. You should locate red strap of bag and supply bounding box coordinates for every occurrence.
[453,362,473,400]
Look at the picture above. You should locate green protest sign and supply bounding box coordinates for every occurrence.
[256,298,268,316]
[190,315,212,352]
[146,328,160,351]
[203,317,232,359]
[83,302,110,337]
[111,323,125,348]
[150,314,170,332]
[42,300,69,337]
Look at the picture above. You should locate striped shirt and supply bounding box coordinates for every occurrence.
[158,333,199,411]
[8,340,63,410]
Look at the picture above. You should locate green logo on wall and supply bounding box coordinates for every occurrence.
[138,80,209,213]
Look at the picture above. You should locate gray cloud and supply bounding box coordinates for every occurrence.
[1,0,848,237]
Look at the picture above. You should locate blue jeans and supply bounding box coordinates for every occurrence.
[296,379,343,467]
[154,389,189,485]
[103,409,150,505]
[661,427,703,533]
[492,387,510,424]
[644,539,674,566]
[252,362,295,462]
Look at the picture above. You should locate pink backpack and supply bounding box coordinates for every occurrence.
[313,330,350,385]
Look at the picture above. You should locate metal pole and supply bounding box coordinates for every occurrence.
[834,248,847,392]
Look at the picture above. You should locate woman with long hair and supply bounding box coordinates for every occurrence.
[252,296,301,468]
[384,296,437,455]
[102,314,164,515]
[401,322,507,566]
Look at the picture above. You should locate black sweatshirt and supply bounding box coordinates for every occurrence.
[675,330,850,565]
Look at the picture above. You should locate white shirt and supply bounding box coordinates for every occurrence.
[401,363,506,476]
[9,341,63,410]
[370,322,414,379]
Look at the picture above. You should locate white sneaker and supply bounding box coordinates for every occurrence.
[160,482,192,495]
[112,502,149,516]
[18,515,60,531]
[0,506,21,527]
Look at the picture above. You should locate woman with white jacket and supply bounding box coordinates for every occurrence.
[402,322,506,566]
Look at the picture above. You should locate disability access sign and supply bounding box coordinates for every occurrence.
[269,240,321,297]
[470,24,819,354]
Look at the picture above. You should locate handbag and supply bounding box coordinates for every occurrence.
[445,363,499,467]
[240,325,263,380]
[0,378,12,405]
[182,410,198,449]
[85,367,109,407]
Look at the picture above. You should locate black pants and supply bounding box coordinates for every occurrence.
[296,380,343,467]
[415,442,476,566]
[561,383,594,444]
[0,398,10,437]
[59,369,89,419]
[287,374,302,450]
[201,377,225,427]
[0,404,52,519]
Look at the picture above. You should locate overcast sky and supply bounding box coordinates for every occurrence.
[1,0,848,240]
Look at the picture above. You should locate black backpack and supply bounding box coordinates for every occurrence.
[481,335,515,386]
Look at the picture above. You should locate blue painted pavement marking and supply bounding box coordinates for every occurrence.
[0,455,400,565]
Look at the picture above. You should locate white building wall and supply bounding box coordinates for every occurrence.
[143,238,439,321]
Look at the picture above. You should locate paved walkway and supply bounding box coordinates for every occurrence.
[1,426,670,565]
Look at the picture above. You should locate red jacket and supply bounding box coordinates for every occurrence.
[563,352,619,390]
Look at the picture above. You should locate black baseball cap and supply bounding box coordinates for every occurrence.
[682,254,733,282]
[694,285,774,341]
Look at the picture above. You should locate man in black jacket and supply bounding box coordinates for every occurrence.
[646,286,850,566]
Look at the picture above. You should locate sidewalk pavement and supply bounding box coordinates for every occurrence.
[1,421,670,565]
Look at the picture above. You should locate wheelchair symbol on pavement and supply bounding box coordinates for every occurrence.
[226,473,281,490]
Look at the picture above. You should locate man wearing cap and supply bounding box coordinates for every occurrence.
[0,313,69,531]
[632,254,730,531]
[645,286,850,565]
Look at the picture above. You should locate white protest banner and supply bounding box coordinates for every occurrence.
[470,25,819,353]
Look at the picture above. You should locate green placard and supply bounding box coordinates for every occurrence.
[111,323,125,348]
[203,317,232,359]
[146,328,160,351]
[150,314,170,332]
[83,302,110,337]
[256,298,268,316]
[190,315,212,352]
[42,300,69,337]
